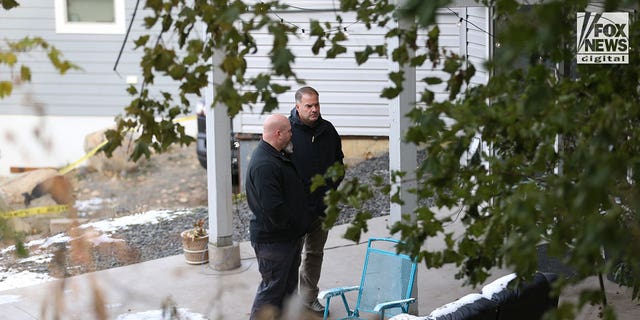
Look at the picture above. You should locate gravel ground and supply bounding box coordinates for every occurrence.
[108,151,432,269]
[114,152,395,264]
[3,151,432,278]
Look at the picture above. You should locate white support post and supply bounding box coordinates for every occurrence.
[390,1,419,315]
[204,48,240,271]
[389,6,418,226]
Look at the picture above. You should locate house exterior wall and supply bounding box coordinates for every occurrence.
[232,5,491,136]
[0,0,167,117]
[0,1,490,174]
[0,0,192,174]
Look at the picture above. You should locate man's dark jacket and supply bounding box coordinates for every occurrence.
[246,140,311,243]
[289,108,344,218]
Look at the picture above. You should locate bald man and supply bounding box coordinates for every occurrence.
[246,114,312,319]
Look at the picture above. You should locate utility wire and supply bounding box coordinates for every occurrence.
[447,7,495,39]
[114,0,141,77]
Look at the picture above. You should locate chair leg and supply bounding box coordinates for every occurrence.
[323,298,330,320]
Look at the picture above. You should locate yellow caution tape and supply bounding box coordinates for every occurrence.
[174,114,196,123]
[58,140,108,175]
[0,204,69,218]
[57,115,196,175]
[6,115,197,219]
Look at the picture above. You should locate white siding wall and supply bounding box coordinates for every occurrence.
[0,0,193,173]
[0,1,490,173]
[466,6,491,86]
[233,5,490,136]
[0,0,178,117]
[1,1,490,134]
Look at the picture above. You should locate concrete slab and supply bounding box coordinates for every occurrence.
[0,214,638,320]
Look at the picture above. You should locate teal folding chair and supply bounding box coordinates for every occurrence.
[318,237,418,320]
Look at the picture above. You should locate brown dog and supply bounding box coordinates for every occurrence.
[22,175,75,207]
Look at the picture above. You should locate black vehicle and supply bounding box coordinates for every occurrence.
[196,109,240,192]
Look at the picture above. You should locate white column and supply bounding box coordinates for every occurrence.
[389,1,419,314]
[389,7,418,226]
[205,48,240,270]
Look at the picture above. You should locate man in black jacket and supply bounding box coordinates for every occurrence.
[289,86,344,315]
[246,114,311,319]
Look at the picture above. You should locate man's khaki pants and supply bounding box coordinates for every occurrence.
[299,219,329,305]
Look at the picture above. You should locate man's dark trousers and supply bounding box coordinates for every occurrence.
[250,239,303,319]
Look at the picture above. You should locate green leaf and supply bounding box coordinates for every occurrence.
[135,35,150,48]
[271,48,295,76]
[0,81,13,98]
[355,46,373,65]
[0,52,17,66]
[168,64,186,80]
[422,76,442,85]
[19,65,30,82]
[311,36,326,55]
[327,44,347,58]
[1,0,19,10]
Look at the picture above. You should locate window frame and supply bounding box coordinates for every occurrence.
[54,0,126,34]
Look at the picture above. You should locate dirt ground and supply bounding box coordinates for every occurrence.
[1,143,209,238]
[70,143,209,218]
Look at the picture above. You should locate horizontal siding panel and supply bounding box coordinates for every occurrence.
[468,44,487,59]
[2,2,489,137]
[10,83,168,96]
[467,30,488,45]
[244,69,391,82]
[0,7,53,19]
[247,83,388,98]
[245,56,390,69]
[237,125,391,137]
[234,113,390,136]
[0,20,54,32]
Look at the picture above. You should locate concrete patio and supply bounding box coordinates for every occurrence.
[1,209,638,320]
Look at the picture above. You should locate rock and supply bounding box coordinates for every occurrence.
[84,129,146,175]
[0,168,59,205]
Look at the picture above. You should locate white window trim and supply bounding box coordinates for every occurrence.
[54,0,126,34]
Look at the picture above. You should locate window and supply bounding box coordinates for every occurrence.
[55,0,125,34]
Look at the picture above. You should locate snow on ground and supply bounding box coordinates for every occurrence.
[81,209,193,233]
[115,309,207,320]
[0,208,194,292]
[75,197,115,217]
[0,270,54,292]
[0,294,21,305]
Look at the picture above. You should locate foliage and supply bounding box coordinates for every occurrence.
[183,219,207,240]
[0,36,79,99]
[1,2,77,256]
[0,217,27,257]
[327,1,639,319]
[0,0,18,10]
[104,0,305,161]
[103,0,639,318]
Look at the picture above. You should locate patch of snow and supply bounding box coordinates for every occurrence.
[481,273,516,298]
[1,233,69,254]
[18,253,53,264]
[0,294,22,305]
[81,209,193,233]
[429,293,484,318]
[0,246,14,255]
[75,197,112,212]
[0,270,54,292]
[115,308,207,320]
[31,233,72,249]
[0,209,197,292]
[86,233,125,246]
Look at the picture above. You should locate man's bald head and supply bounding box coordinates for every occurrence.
[262,114,292,151]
